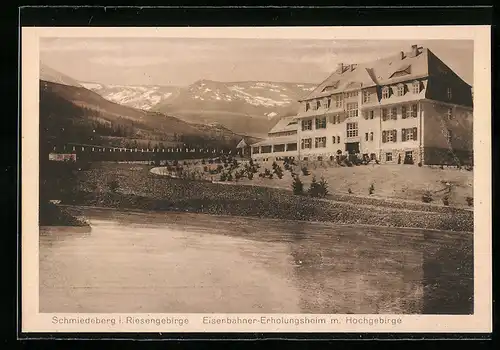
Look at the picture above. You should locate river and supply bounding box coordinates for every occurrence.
[39,207,473,314]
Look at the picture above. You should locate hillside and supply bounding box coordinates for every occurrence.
[82,79,316,137]
[39,80,258,153]
[80,82,181,111]
[40,62,83,88]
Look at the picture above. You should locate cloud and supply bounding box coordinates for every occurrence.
[40,38,123,52]
[88,55,172,67]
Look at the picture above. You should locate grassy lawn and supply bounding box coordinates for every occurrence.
[149,158,473,208]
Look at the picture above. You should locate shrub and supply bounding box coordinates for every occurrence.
[217,165,224,172]
[107,179,119,193]
[348,188,353,194]
[301,167,309,176]
[247,172,254,180]
[208,159,214,164]
[308,176,321,197]
[442,195,450,206]
[173,160,179,166]
[466,196,473,206]
[369,183,375,195]
[292,175,304,195]
[183,161,188,166]
[418,162,423,167]
[422,191,433,203]
[201,159,206,165]
[227,173,233,181]
[317,177,329,198]
[203,166,208,172]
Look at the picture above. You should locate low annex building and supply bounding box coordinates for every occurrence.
[250,115,299,161]
[251,45,473,165]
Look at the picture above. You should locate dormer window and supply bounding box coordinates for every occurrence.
[382,86,390,99]
[305,102,310,111]
[412,81,420,94]
[362,90,371,103]
[316,100,321,110]
[397,84,405,97]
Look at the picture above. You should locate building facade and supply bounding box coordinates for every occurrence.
[251,115,299,161]
[251,45,473,165]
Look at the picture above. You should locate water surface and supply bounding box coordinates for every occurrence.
[39,207,473,314]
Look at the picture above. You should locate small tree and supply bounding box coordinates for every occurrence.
[369,183,375,195]
[107,179,119,193]
[292,175,304,195]
[308,176,321,197]
[422,190,433,203]
[318,177,329,198]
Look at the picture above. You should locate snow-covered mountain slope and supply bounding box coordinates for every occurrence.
[152,79,317,136]
[79,82,181,111]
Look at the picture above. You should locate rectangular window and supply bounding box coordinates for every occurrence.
[327,98,331,108]
[286,143,297,151]
[335,95,342,108]
[346,122,359,138]
[274,144,285,152]
[386,152,393,162]
[315,137,327,148]
[369,110,374,119]
[412,81,420,94]
[315,117,327,129]
[316,100,321,109]
[397,84,405,96]
[261,146,272,154]
[447,107,453,120]
[301,119,312,131]
[305,102,310,112]
[382,108,388,121]
[370,132,374,141]
[301,138,312,149]
[402,127,418,141]
[447,87,452,99]
[382,87,389,99]
[382,129,397,143]
[337,136,341,144]
[401,106,407,119]
[405,151,413,159]
[390,107,398,120]
[363,90,371,103]
[346,102,358,118]
[411,104,418,118]
[252,147,260,154]
[332,136,336,144]
[365,132,369,141]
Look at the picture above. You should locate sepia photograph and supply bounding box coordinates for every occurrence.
[21,26,491,333]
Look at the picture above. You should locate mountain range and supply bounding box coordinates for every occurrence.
[81,79,316,137]
[39,64,260,152]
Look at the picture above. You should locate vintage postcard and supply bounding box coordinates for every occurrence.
[21,26,491,334]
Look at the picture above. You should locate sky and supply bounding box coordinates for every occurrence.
[40,38,474,87]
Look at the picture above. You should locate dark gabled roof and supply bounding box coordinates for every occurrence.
[300,47,430,101]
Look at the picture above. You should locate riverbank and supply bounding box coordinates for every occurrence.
[66,185,473,233]
[39,201,90,227]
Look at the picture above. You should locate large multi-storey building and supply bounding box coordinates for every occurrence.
[251,44,473,165]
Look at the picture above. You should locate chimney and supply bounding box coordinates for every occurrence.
[411,44,418,57]
[337,63,344,74]
[400,51,405,60]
